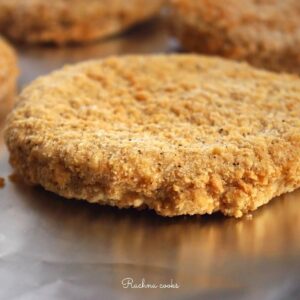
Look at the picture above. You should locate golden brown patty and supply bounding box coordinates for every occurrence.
[4,55,300,217]
[0,37,18,120]
[0,0,163,44]
[169,0,300,74]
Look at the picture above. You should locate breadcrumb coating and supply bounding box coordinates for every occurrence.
[0,0,163,44]
[4,55,300,217]
[169,0,300,74]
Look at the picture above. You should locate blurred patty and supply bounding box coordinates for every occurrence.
[0,0,163,44]
[170,0,300,74]
[0,37,18,120]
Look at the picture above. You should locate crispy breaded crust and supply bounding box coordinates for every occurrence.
[4,55,300,217]
[0,37,18,120]
[0,0,163,44]
[169,0,300,74]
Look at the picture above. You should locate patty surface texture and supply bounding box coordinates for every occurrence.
[5,55,300,217]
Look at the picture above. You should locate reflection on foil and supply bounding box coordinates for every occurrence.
[0,156,299,299]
